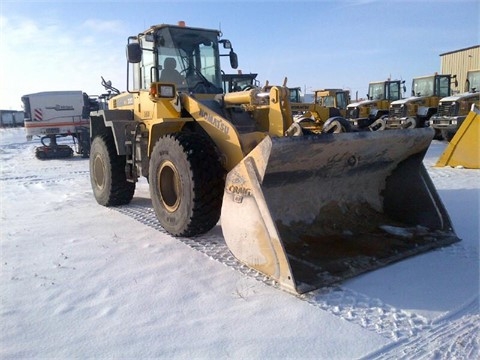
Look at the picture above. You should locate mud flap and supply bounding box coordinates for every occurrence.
[436,109,480,169]
[221,128,460,294]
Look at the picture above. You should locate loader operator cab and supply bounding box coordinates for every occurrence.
[367,81,404,101]
[411,74,454,98]
[126,23,238,95]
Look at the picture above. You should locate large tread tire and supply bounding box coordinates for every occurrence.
[322,116,352,133]
[149,132,225,237]
[89,134,135,206]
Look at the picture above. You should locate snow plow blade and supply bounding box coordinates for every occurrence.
[221,128,460,294]
[436,108,480,169]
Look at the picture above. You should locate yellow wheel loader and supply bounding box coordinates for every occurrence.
[383,73,458,139]
[292,88,352,134]
[221,72,259,94]
[346,79,405,130]
[430,69,480,141]
[89,22,460,294]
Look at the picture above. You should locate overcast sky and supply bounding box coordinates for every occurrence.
[1,0,478,110]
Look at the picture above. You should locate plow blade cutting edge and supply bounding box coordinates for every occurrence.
[221,128,460,294]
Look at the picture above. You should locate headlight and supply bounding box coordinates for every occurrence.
[459,101,468,112]
[149,83,176,100]
[159,85,175,98]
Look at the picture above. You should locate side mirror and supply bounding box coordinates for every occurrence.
[126,43,142,63]
[230,51,238,69]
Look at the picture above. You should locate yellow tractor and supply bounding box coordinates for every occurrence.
[383,73,458,135]
[221,71,259,93]
[346,79,405,129]
[311,88,350,117]
[430,69,480,141]
[89,22,459,294]
[291,88,351,134]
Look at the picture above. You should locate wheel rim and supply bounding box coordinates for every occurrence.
[158,160,181,212]
[93,154,105,190]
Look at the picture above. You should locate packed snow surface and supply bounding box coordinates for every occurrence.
[1,127,479,359]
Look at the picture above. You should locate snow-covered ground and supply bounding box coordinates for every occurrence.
[1,127,478,359]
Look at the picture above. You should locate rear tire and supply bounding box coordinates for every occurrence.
[149,132,225,237]
[89,134,135,206]
[402,117,417,128]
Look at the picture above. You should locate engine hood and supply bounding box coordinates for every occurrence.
[439,92,479,102]
[390,96,423,105]
[347,99,376,108]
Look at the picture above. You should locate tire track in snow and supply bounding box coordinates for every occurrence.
[112,203,278,286]
[112,202,452,342]
[0,175,39,181]
[3,142,474,352]
[3,168,475,349]
[367,296,479,359]
[302,288,431,340]
[0,171,89,185]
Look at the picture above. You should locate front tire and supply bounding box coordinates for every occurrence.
[322,116,352,133]
[149,132,225,237]
[89,134,135,206]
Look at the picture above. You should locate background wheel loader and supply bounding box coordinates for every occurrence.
[382,73,458,139]
[346,79,406,130]
[221,71,259,94]
[89,22,460,294]
[430,69,480,141]
[291,88,352,134]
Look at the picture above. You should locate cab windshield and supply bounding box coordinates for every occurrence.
[155,26,223,94]
[413,77,434,97]
[412,76,450,97]
[368,83,385,100]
